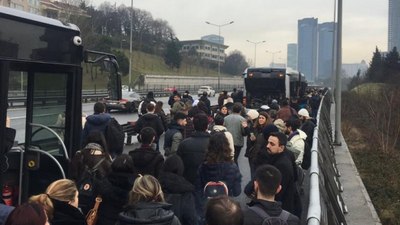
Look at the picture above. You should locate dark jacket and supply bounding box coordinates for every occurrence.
[134,113,164,139]
[199,96,211,115]
[116,202,181,225]
[197,162,242,197]
[177,131,211,185]
[81,113,111,146]
[94,172,137,225]
[129,145,164,178]
[164,122,183,156]
[159,172,197,225]
[243,199,300,225]
[254,149,300,216]
[156,110,169,131]
[51,198,86,225]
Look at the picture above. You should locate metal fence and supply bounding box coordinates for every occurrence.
[307,90,348,225]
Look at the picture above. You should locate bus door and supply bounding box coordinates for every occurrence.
[3,62,82,203]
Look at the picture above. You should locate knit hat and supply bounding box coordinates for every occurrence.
[273,119,287,133]
[247,109,259,120]
[298,108,310,118]
[262,124,279,139]
[272,99,278,104]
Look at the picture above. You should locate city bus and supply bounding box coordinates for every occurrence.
[242,67,307,109]
[0,6,121,204]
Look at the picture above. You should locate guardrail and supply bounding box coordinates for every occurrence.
[307,90,348,225]
[8,90,109,106]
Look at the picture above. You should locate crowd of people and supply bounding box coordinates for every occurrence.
[0,88,323,225]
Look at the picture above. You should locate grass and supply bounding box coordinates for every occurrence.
[82,49,230,89]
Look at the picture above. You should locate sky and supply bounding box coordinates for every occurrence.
[90,0,388,67]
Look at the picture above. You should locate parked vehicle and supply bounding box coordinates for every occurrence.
[104,90,143,113]
[197,86,215,97]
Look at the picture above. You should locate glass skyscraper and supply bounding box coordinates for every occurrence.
[298,18,318,82]
[388,0,400,51]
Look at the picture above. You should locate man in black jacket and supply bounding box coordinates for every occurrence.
[243,165,300,225]
[134,103,164,151]
[253,132,302,218]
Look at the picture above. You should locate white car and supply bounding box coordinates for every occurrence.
[198,86,216,97]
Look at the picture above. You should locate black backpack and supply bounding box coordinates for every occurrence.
[248,205,290,225]
[105,118,124,155]
[77,157,105,198]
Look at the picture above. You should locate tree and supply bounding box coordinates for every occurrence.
[365,47,384,82]
[164,39,182,69]
[222,50,249,75]
[384,47,400,83]
[112,50,129,76]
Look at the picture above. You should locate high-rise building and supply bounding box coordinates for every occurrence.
[298,18,318,82]
[287,43,297,70]
[317,22,335,80]
[388,0,400,51]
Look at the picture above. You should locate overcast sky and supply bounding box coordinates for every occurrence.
[91,0,388,66]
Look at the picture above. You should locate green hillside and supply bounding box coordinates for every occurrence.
[82,49,230,90]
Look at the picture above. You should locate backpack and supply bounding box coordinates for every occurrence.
[77,157,106,198]
[140,99,151,115]
[105,118,124,156]
[248,205,290,225]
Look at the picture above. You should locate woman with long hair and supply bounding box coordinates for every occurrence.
[29,179,85,225]
[197,132,242,198]
[116,175,181,225]
[5,202,50,225]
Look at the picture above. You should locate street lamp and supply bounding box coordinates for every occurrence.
[266,50,281,67]
[205,20,234,90]
[246,40,266,67]
[128,0,133,91]
[334,0,342,145]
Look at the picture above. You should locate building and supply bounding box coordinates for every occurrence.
[298,17,318,82]
[201,34,224,45]
[40,0,88,20]
[317,22,335,80]
[342,60,368,77]
[388,0,400,51]
[1,0,40,14]
[287,43,297,70]
[180,37,229,64]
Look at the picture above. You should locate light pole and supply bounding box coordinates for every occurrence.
[205,20,234,90]
[128,0,133,91]
[266,50,281,67]
[246,40,266,67]
[334,0,342,145]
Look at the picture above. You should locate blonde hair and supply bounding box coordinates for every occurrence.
[29,179,78,220]
[128,175,164,205]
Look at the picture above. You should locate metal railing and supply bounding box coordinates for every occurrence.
[307,90,348,225]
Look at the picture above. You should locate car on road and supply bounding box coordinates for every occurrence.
[197,86,215,97]
[104,90,143,113]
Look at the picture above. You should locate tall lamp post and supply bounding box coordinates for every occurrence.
[205,20,234,90]
[334,0,342,145]
[246,40,266,67]
[266,50,281,67]
[128,0,133,91]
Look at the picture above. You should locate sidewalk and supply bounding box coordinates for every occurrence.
[332,106,381,225]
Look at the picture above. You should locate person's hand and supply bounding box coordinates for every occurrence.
[241,120,248,128]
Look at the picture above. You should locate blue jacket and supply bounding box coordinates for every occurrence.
[81,113,111,145]
[197,162,242,197]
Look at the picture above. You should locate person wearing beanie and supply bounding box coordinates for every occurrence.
[158,155,197,225]
[298,108,316,170]
[273,119,287,134]
[211,115,235,157]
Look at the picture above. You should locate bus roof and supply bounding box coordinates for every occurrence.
[0,6,79,32]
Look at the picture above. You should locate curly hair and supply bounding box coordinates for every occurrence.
[206,132,233,163]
